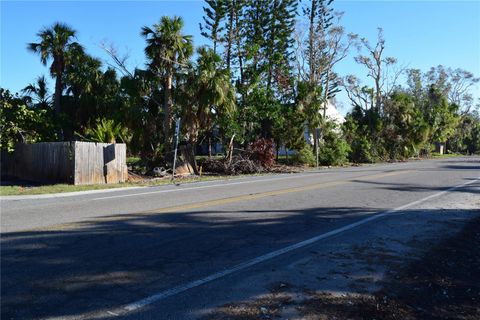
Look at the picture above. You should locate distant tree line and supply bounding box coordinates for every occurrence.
[1,0,479,169]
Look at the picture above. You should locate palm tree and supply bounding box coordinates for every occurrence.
[64,49,102,99]
[141,16,193,147]
[176,47,235,173]
[21,75,52,108]
[27,22,81,130]
[194,46,235,139]
[182,47,236,160]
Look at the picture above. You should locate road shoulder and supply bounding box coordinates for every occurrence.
[201,183,480,320]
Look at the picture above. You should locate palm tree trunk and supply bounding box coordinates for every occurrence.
[164,73,173,157]
[54,67,63,140]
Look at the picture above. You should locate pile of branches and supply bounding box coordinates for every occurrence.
[199,138,277,175]
[200,154,264,175]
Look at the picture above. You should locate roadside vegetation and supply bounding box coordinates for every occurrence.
[1,0,479,184]
[0,173,274,196]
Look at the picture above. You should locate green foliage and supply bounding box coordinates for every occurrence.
[296,80,323,132]
[350,135,376,163]
[423,85,460,144]
[319,121,350,166]
[293,144,315,166]
[28,22,81,121]
[199,0,226,52]
[0,89,56,151]
[181,46,236,144]
[8,12,478,172]
[84,119,128,144]
[383,91,430,159]
[343,116,376,163]
[275,102,306,153]
[448,113,480,154]
[142,15,194,151]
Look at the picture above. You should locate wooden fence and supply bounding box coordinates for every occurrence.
[1,142,127,185]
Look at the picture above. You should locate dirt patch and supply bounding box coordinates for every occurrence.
[204,217,480,320]
[299,216,480,320]
[205,290,293,319]
[300,292,415,320]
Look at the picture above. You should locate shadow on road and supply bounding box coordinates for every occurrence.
[2,202,479,319]
[351,179,480,194]
[1,167,479,319]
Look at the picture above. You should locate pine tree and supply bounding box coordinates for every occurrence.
[199,0,226,54]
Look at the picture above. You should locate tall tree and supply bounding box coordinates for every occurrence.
[301,0,337,156]
[200,0,226,54]
[28,22,81,138]
[354,28,399,113]
[304,0,334,85]
[319,18,357,118]
[141,16,193,149]
[425,66,480,114]
[181,47,236,164]
[27,22,81,116]
[423,85,460,145]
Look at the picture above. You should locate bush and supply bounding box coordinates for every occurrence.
[292,144,315,166]
[349,135,375,163]
[319,122,350,166]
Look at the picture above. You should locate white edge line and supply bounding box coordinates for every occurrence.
[92,173,321,201]
[120,176,480,313]
[93,168,412,201]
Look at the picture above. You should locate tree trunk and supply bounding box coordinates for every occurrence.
[164,73,173,159]
[227,134,235,165]
[226,1,235,70]
[323,70,330,119]
[208,135,212,157]
[54,65,64,140]
[308,0,317,84]
[173,144,199,177]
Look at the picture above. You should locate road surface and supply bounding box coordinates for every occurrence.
[1,157,479,319]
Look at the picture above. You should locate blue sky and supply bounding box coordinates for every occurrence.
[1,0,479,113]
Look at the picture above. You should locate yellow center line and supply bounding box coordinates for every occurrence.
[15,170,415,232]
[140,169,414,215]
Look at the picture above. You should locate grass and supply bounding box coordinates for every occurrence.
[431,152,463,158]
[0,183,135,196]
[0,173,268,196]
[126,156,141,165]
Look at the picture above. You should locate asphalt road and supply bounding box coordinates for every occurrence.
[1,157,479,319]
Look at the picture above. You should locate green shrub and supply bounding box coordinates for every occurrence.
[293,144,315,166]
[349,135,375,163]
[319,122,350,166]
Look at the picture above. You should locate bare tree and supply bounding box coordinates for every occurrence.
[342,75,374,112]
[99,41,135,77]
[353,28,401,113]
[426,66,479,114]
[320,14,358,118]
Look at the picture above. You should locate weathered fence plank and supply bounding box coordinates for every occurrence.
[1,142,127,185]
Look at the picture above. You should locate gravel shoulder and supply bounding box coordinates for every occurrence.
[202,182,480,320]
